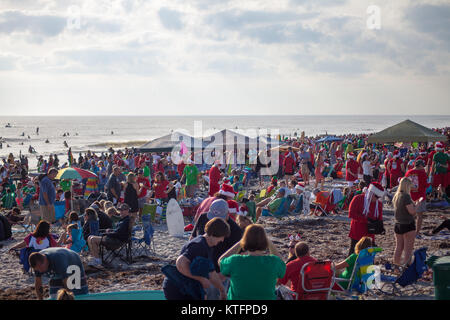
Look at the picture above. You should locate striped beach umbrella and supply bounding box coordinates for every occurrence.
[56,167,98,180]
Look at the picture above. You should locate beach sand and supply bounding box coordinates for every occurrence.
[1,178,449,300]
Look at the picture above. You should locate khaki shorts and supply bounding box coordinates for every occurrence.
[40,205,55,223]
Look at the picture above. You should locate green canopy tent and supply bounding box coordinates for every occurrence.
[367,119,446,144]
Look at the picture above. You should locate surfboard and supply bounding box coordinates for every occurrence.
[166,198,185,237]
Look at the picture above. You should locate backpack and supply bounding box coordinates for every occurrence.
[0,214,12,241]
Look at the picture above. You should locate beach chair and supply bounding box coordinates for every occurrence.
[311,191,335,216]
[100,232,133,266]
[261,197,293,218]
[298,261,335,300]
[331,247,383,298]
[131,213,156,258]
[379,247,428,296]
[69,228,88,254]
[142,203,158,223]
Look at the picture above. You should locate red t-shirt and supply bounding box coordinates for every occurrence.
[348,194,382,241]
[346,159,359,181]
[154,180,169,199]
[209,165,221,196]
[283,156,296,174]
[178,162,186,178]
[405,168,428,201]
[280,256,317,296]
[137,176,151,198]
[389,158,403,175]
[427,151,436,166]
[194,196,217,222]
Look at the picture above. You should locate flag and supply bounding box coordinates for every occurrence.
[180,141,188,155]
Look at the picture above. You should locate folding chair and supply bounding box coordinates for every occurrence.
[298,261,335,300]
[311,191,332,216]
[54,201,66,222]
[131,213,156,258]
[261,197,293,218]
[100,233,133,266]
[142,203,158,223]
[331,247,383,298]
[379,247,428,296]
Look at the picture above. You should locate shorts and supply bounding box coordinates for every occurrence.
[40,205,55,224]
[138,197,146,209]
[101,235,124,250]
[394,222,416,235]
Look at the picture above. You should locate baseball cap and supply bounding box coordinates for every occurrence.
[207,199,229,220]
[118,203,130,211]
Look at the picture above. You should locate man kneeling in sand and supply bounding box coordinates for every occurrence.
[29,247,89,300]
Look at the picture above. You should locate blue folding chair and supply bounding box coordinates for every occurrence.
[131,214,156,257]
[379,247,428,296]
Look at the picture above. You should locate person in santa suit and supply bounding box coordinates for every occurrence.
[345,152,359,187]
[347,182,384,256]
[405,159,428,236]
[426,145,436,177]
[227,199,240,221]
[383,152,393,188]
[209,162,222,197]
[388,150,405,189]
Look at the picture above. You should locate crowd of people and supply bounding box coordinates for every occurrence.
[0,126,448,300]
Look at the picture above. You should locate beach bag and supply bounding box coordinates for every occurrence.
[367,218,385,235]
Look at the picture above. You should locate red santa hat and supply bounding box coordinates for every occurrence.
[219,184,237,198]
[227,200,239,215]
[435,142,444,151]
[368,182,385,198]
[347,152,355,159]
[295,182,305,192]
[238,204,248,216]
[393,150,400,158]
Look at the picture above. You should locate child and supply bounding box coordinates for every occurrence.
[68,211,83,229]
[15,182,24,210]
[1,188,16,210]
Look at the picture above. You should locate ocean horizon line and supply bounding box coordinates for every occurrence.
[1,114,450,118]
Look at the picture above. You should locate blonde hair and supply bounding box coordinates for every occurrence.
[355,237,373,255]
[392,177,413,208]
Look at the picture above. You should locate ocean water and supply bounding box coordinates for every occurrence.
[0,115,448,168]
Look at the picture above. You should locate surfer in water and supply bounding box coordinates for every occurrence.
[45,139,50,144]
[63,141,69,148]
[36,127,39,135]
[111,131,114,135]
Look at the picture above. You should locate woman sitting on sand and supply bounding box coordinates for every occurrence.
[219,224,286,300]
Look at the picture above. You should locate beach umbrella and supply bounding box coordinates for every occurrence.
[271,144,300,152]
[315,136,344,143]
[56,167,98,180]
[56,167,98,214]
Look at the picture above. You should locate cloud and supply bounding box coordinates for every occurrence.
[405,3,450,49]
[52,47,163,75]
[0,54,18,71]
[0,10,66,37]
[158,7,184,30]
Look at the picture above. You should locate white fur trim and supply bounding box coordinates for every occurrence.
[219,190,236,198]
[368,184,385,198]
[228,208,237,213]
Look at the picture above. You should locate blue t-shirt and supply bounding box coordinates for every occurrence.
[181,235,213,263]
[39,176,56,206]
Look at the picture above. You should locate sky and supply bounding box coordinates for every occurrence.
[0,0,449,116]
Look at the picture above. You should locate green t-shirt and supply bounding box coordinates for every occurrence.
[339,253,358,289]
[143,165,150,178]
[59,180,72,192]
[23,186,36,194]
[183,165,199,186]
[433,152,449,174]
[220,254,286,300]
[1,193,16,209]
